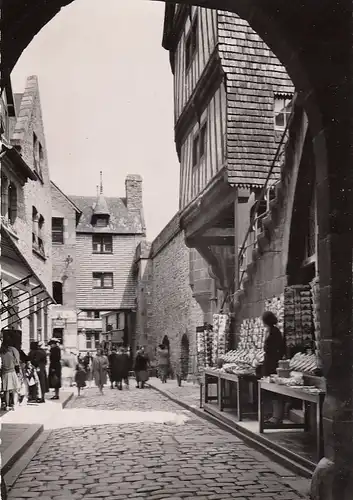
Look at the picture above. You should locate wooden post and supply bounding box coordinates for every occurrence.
[234,189,239,292]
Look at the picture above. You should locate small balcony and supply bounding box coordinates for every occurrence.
[77,317,103,331]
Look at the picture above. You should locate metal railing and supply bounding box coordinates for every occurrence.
[220,94,297,311]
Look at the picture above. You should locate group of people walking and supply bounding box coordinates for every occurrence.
[1,334,172,410]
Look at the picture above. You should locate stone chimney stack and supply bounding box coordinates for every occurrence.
[125,174,143,211]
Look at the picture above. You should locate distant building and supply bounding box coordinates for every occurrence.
[50,173,146,352]
[49,181,81,351]
[1,75,53,352]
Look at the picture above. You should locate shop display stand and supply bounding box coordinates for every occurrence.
[258,380,325,462]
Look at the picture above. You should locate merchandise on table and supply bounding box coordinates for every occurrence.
[284,285,314,350]
[289,352,318,373]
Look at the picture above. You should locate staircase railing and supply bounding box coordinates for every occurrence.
[220,94,297,312]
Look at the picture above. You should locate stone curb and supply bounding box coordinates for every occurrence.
[147,382,310,497]
[1,391,74,475]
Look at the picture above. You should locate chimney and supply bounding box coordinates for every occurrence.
[125,174,143,211]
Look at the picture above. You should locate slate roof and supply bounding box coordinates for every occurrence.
[70,196,145,235]
[93,194,110,216]
[217,12,294,187]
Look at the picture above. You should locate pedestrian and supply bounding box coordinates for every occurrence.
[108,348,119,389]
[28,341,48,403]
[75,361,87,397]
[262,311,286,424]
[116,347,131,390]
[134,347,150,389]
[48,338,62,400]
[157,344,169,383]
[24,360,39,402]
[83,352,94,388]
[0,342,20,411]
[92,348,109,394]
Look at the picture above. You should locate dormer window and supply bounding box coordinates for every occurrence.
[274,95,292,130]
[95,216,108,227]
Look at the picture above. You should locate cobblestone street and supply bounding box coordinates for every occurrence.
[8,384,306,500]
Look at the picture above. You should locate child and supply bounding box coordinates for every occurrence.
[24,361,39,402]
[75,362,87,397]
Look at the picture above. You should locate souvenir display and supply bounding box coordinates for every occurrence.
[212,314,229,365]
[196,324,213,370]
[284,285,314,349]
[289,352,318,373]
[310,276,320,348]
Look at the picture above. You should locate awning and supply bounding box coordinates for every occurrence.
[1,225,55,328]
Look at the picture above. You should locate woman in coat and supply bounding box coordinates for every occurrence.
[262,311,286,424]
[0,342,20,411]
[28,342,48,403]
[134,347,150,389]
[116,347,131,390]
[48,339,62,400]
[92,348,109,394]
[157,344,169,383]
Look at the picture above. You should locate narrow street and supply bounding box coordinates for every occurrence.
[8,385,306,500]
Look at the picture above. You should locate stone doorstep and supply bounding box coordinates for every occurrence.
[147,381,310,498]
[1,391,74,475]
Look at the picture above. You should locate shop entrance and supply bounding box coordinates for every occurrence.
[162,335,170,351]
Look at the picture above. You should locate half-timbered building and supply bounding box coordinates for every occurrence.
[162,5,293,313]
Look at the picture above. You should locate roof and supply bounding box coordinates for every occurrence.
[93,194,110,216]
[69,195,145,235]
[50,181,82,215]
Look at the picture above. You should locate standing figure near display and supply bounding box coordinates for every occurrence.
[0,342,20,411]
[262,311,286,424]
[157,344,169,383]
[48,339,62,400]
[83,352,94,387]
[92,348,109,394]
[134,347,150,389]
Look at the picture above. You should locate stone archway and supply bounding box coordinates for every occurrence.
[3,1,353,497]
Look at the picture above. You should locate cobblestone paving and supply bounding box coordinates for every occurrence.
[8,385,305,500]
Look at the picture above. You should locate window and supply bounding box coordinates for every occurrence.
[185,16,198,70]
[86,332,100,350]
[92,272,113,289]
[8,183,17,224]
[274,96,292,130]
[95,216,108,227]
[92,234,113,253]
[32,206,38,245]
[52,218,64,244]
[87,310,101,319]
[53,282,63,305]
[52,328,63,344]
[38,215,45,254]
[192,122,207,167]
[33,133,43,179]
[1,175,9,218]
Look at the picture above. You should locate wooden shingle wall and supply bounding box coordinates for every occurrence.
[217,12,294,186]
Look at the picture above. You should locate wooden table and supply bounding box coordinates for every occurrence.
[203,368,257,421]
[258,380,325,461]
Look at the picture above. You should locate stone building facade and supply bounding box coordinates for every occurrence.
[1,75,53,353]
[49,181,81,351]
[50,174,146,353]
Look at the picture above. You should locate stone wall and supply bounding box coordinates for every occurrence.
[136,214,205,375]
